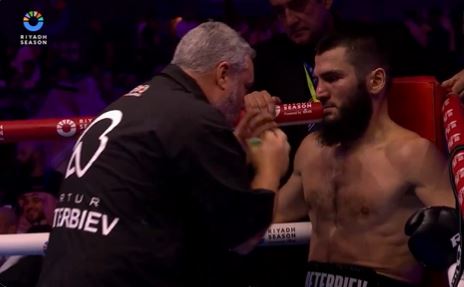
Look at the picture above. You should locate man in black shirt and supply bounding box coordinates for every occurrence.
[37,21,290,287]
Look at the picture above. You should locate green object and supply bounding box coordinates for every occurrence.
[248,137,262,147]
[303,63,319,102]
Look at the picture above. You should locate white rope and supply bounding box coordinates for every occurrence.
[0,222,312,256]
[0,233,49,255]
[260,222,312,246]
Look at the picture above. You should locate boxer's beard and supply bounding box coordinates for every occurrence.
[318,82,373,146]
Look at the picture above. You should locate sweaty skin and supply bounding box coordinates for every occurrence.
[279,129,451,284]
[274,47,454,285]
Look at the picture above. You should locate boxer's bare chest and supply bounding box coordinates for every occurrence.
[302,144,411,224]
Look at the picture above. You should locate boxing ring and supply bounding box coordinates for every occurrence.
[0,104,322,255]
[0,76,464,286]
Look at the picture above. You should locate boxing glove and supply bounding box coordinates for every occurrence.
[404,206,460,270]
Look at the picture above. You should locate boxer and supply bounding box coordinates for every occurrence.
[268,27,456,286]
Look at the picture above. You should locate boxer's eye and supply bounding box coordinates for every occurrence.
[320,71,343,83]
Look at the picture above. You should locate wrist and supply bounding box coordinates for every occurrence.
[251,168,280,192]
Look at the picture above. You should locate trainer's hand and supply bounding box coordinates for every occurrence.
[244,90,281,116]
[234,109,277,148]
[405,206,459,270]
[247,129,290,179]
[442,69,464,98]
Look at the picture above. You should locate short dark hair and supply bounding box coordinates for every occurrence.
[316,23,392,88]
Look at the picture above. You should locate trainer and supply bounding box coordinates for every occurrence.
[37,21,290,287]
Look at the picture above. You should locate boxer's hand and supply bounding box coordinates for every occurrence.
[442,69,464,98]
[234,109,277,148]
[247,129,290,179]
[405,206,459,270]
[244,90,281,116]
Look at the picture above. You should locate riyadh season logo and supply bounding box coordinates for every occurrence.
[56,119,77,137]
[20,11,47,46]
[23,11,44,32]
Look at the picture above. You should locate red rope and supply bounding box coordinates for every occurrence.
[0,102,323,143]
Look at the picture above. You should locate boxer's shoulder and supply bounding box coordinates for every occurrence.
[299,133,325,150]
[393,134,437,158]
[296,134,325,159]
[386,126,444,176]
[386,124,432,155]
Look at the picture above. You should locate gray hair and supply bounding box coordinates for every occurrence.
[171,21,255,74]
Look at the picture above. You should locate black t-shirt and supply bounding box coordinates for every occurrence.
[254,34,317,104]
[37,64,275,287]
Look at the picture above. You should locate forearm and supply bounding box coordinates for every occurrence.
[232,171,280,254]
[251,169,280,192]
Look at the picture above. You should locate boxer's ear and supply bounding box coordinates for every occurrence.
[367,67,386,95]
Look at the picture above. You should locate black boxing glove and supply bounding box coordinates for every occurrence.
[404,206,460,270]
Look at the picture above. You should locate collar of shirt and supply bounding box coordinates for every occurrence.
[159,64,209,103]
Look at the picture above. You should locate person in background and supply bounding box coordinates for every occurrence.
[253,0,334,161]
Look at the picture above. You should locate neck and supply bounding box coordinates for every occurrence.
[181,67,219,105]
[341,96,393,150]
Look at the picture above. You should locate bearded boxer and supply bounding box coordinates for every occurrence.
[268,27,457,286]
